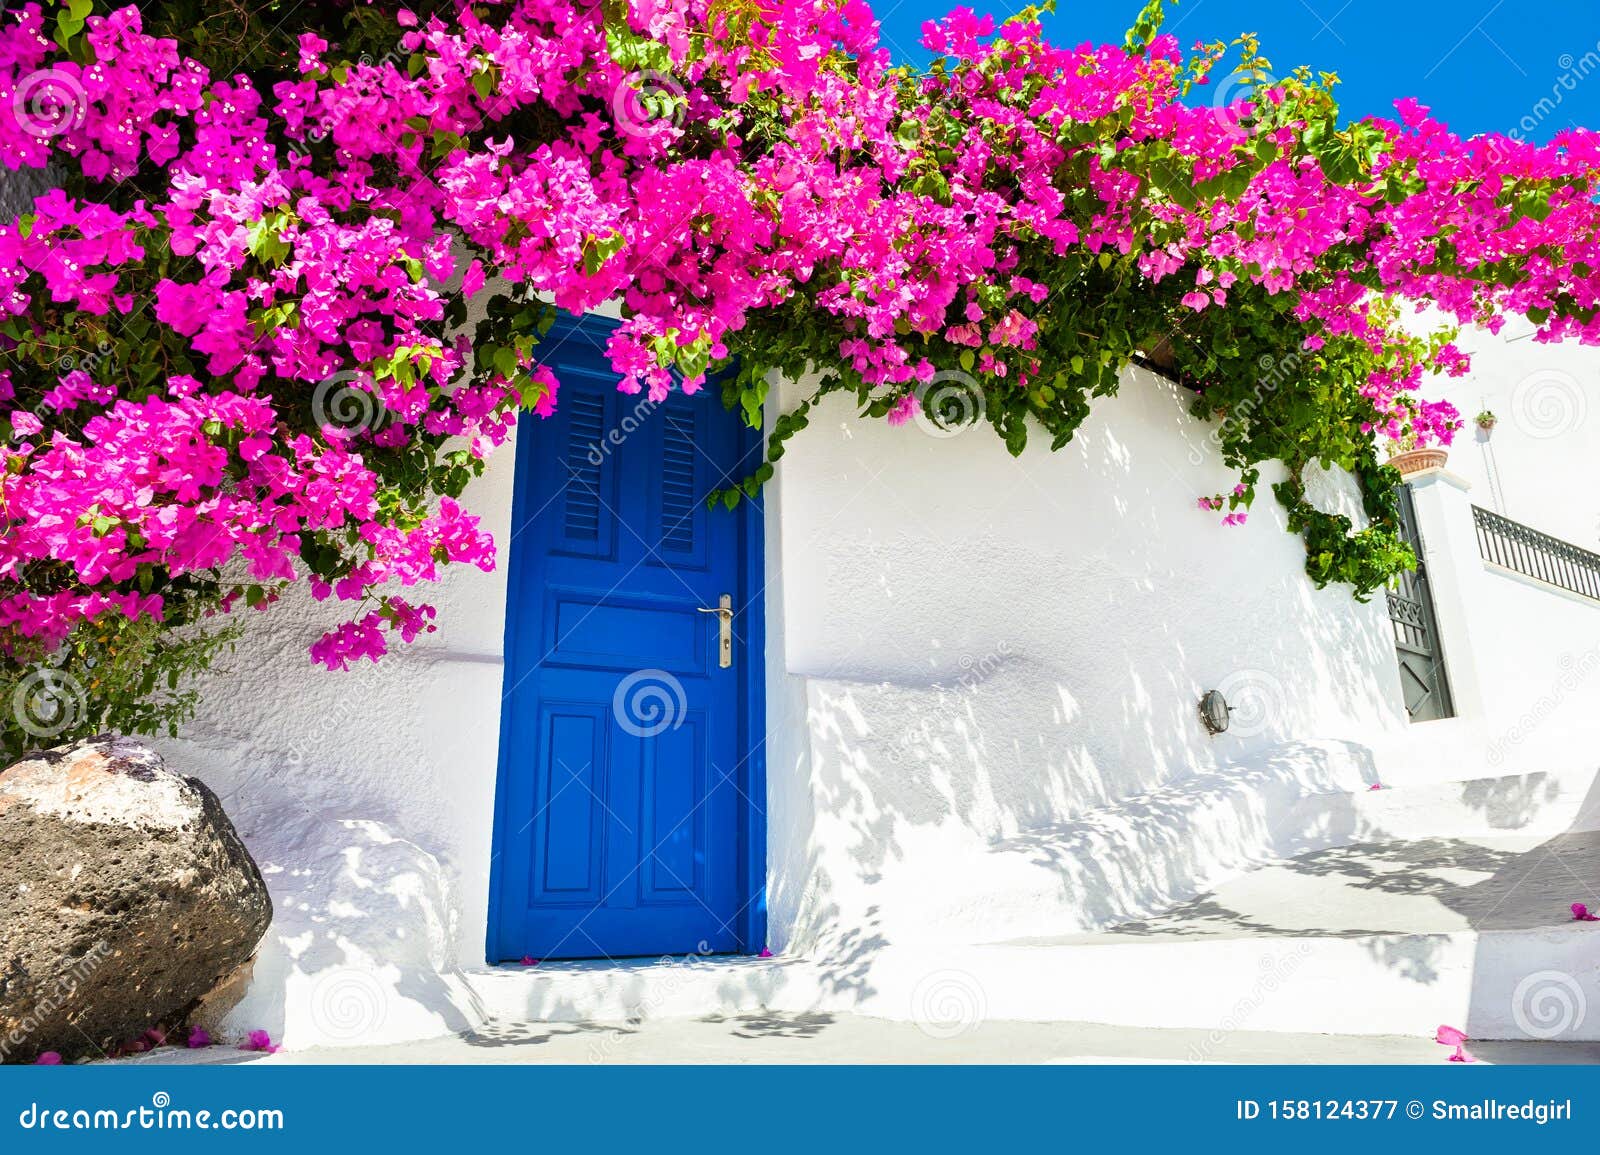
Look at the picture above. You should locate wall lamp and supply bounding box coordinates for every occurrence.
[1198,690,1232,735]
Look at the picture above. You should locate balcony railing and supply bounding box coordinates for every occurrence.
[1473,505,1600,602]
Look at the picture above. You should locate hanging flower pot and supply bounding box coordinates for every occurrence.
[1387,447,1449,476]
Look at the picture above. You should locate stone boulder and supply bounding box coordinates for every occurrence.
[0,736,271,1062]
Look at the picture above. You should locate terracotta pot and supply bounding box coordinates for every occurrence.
[1387,447,1448,476]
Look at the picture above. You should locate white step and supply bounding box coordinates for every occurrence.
[868,755,1600,947]
[465,957,809,1025]
[461,926,1600,1042]
[466,828,1600,1041]
[841,925,1600,1041]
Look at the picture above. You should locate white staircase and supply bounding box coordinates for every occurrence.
[462,753,1600,1042]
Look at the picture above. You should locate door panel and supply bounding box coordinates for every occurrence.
[490,320,762,961]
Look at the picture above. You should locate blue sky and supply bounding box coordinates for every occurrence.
[874,0,1600,140]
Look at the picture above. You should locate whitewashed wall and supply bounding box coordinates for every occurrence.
[761,367,1408,958]
[1403,471,1600,781]
[1428,319,1600,547]
[1394,325,1600,778]
[155,359,1414,1045]
[154,436,520,1046]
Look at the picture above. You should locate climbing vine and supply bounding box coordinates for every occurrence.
[4,0,1598,749]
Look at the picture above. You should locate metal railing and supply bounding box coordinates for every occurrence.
[1473,505,1600,602]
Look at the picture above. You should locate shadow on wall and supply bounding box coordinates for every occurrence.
[225,799,483,1043]
[172,744,488,1048]
[770,368,1409,957]
[780,590,1403,955]
[152,581,507,1047]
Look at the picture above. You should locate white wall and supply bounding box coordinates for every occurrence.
[1404,467,1600,780]
[762,367,1409,957]
[154,359,1415,1045]
[153,432,520,1046]
[1394,323,1600,776]
[1426,320,1600,548]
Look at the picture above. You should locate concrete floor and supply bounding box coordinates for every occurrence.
[117,1013,1600,1065]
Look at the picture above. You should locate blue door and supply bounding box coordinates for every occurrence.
[488,316,765,961]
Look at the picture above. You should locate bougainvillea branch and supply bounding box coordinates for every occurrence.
[3,0,1599,749]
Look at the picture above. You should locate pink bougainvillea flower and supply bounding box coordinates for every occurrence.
[758,948,773,958]
[0,0,1596,734]
[187,1026,212,1048]
[34,1052,61,1065]
[1368,783,1383,791]
[520,956,540,966]
[1572,903,1599,922]
[1435,1024,1474,1063]
[239,1030,279,1053]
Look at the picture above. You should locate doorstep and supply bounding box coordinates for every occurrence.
[462,955,825,1024]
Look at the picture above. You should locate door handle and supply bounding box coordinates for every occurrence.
[696,594,733,668]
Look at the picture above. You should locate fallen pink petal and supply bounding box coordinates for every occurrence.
[34,1052,60,1065]
[187,1027,212,1049]
[1572,903,1599,922]
[239,1030,279,1053]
